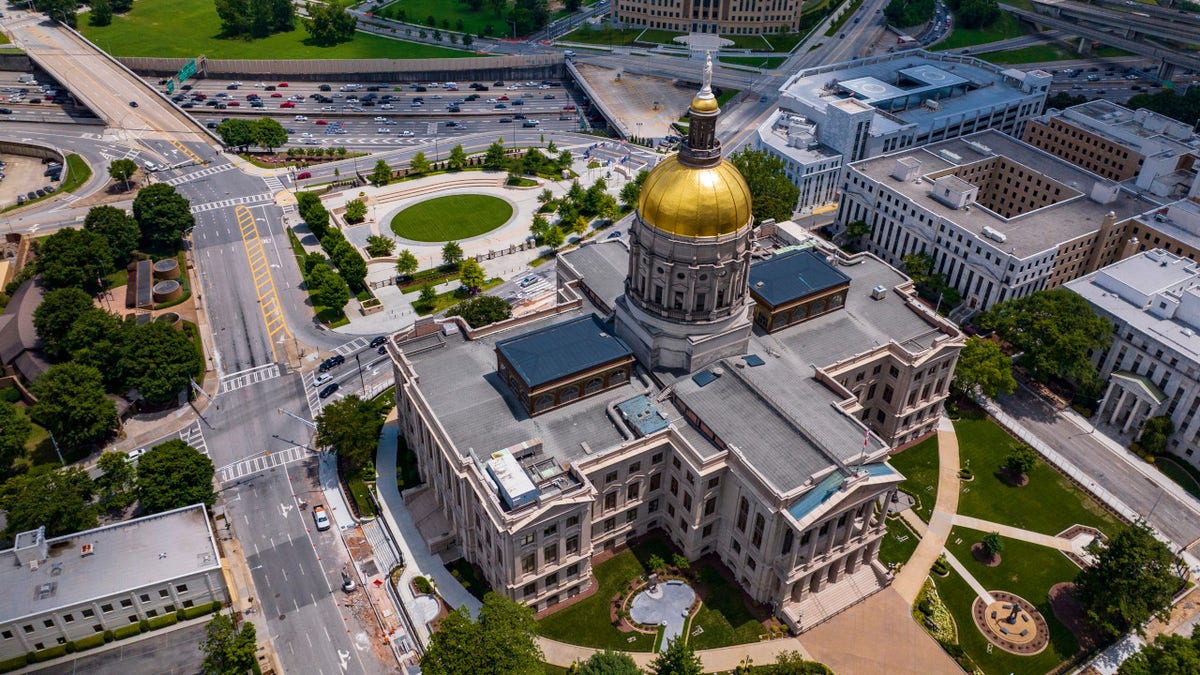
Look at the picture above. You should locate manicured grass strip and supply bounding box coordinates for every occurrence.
[879,516,921,568]
[932,13,1028,51]
[80,0,472,59]
[1155,455,1200,501]
[688,565,768,649]
[562,26,645,46]
[982,43,1133,65]
[952,416,1125,538]
[414,277,502,315]
[377,0,510,36]
[390,194,512,242]
[888,434,939,522]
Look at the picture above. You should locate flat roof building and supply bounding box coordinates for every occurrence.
[613,0,807,35]
[0,505,227,660]
[757,51,1051,212]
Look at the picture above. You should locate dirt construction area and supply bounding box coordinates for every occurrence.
[0,154,54,210]
[575,63,696,139]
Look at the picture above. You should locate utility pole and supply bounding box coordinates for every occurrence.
[276,407,317,430]
[354,352,366,393]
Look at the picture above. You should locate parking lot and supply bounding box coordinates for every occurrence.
[0,154,60,210]
[0,71,100,124]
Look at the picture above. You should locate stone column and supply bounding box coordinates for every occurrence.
[807,525,821,561]
[1123,397,1146,435]
[1110,387,1131,426]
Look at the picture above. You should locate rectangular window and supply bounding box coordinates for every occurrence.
[629,461,641,473]
[81,608,95,618]
[649,473,661,491]
[652,452,664,464]
[544,524,558,537]
[566,515,579,528]
[605,470,618,484]
[43,620,54,628]
[672,457,682,469]
[667,504,676,517]
[101,604,114,613]
[604,491,617,511]
[139,593,150,603]
[627,483,640,501]
[521,534,535,546]
[2,631,12,640]
[648,498,659,513]
[670,477,679,496]
[174,584,188,594]
[604,517,616,532]
[702,524,713,538]
[566,535,579,555]
[682,493,692,511]
[736,497,749,531]
[685,471,694,485]
[524,583,537,597]
[158,589,170,598]
[63,614,74,624]
[731,538,742,553]
[704,497,716,516]
[544,543,558,565]
[120,599,133,609]
[522,554,536,573]
[546,572,559,587]
[746,557,757,571]
[706,477,720,489]
[626,508,639,524]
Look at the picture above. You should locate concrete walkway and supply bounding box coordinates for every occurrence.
[952,515,1075,552]
[893,415,962,603]
[940,548,995,605]
[540,634,815,671]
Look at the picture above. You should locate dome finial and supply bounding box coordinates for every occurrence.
[701,51,713,97]
[689,52,718,115]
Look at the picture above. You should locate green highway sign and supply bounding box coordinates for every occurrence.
[167,79,174,94]
[177,58,197,84]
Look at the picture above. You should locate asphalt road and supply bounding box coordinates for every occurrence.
[32,622,208,675]
[996,386,1200,550]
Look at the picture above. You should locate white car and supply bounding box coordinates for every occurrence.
[313,372,333,387]
[380,104,395,110]
[295,114,308,121]
[312,505,331,531]
[377,127,389,134]
[374,116,387,122]
[126,447,147,462]
[400,130,414,137]
[321,106,335,111]
[301,132,314,138]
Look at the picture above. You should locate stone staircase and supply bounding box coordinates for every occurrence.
[782,562,889,633]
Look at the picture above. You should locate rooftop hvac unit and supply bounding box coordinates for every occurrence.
[982,226,1007,243]
[871,285,888,300]
[937,149,963,164]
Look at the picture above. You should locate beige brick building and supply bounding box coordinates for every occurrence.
[613,0,806,35]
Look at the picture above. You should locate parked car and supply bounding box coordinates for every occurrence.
[312,504,332,530]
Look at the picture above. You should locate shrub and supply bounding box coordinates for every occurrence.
[0,654,29,671]
[147,614,178,630]
[413,576,434,594]
[103,630,114,643]
[113,623,142,639]
[71,634,106,651]
[138,619,150,632]
[181,601,222,620]
[32,645,69,662]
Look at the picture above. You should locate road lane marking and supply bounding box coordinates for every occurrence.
[235,204,291,361]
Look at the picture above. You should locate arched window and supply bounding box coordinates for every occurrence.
[534,394,555,412]
[559,385,580,403]
[584,377,603,395]
[609,369,627,384]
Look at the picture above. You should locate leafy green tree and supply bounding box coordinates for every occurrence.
[36,228,113,294]
[566,180,585,207]
[301,252,327,277]
[296,191,330,239]
[902,252,934,285]
[729,147,800,224]
[302,1,358,45]
[459,258,485,293]
[650,637,702,675]
[268,0,294,31]
[89,0,113,25]
[541,225,565,249]
[417,283,437,311]
[557,149,573,171]
[1139,416,1175,455]
[371,159,393,186]
[217,119,257,151]
[770,651,833,674]
[307,263,351,311]
[31,363,117,449]
[137,439,216,513]
[107,158,138,190]
[344,199,368,224]
[365,234,394,257]
[200,612,258,675]
[396,249,419,277]
[447,295,512,328]
[1076,521,1182,638]
[214,0,249,36]
[315,395,388,472]
[410,151,431,175]
[978,289,1113,385]
[85,205,141,265]
[64,308,125,387]
[844,219,872,241]
[577,650,640,675]
[0,466,96,538]
[442,241,464,268]
[1126,86,1200,128]
[647,554,666,572]
[530,214,550,242]
[448,144,468,170]
[0,400,31,469]
[619,170,649,210]
[956,0,999,29]
[95,450,137,510]
[1118,626,1200,675]
[421,592,543,675]
[330,239,368,291]
[253,117,288,152]
[133,183,195,252]
[35,0,77,26]
[981,532,1004,560]
[1004,444,1038,480]
[484,139,508,171]
[537,188,554,207]
[952,336,1015,399]
[34,287,97,360]
[119,321,204,407]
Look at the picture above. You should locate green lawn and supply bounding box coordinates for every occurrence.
[638,28,688,45]
[414,277,502,315]
[445,558,492,602]
[941,527,1083,674]
[932,13,1028,51]
[953,417,1125,538]
[537,539,674,651]
[79,0,472,59]
[720,55,786,69]
[562,26,646,46]
[376,0,509,37]
[1156,455,1200,501]
[687,564,769,649]
[878,516,921,568]
[982,43,1133,65]
[390,194,512,242]
[888,434,940,522]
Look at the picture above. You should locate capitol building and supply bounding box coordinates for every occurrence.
[386,58,964,632]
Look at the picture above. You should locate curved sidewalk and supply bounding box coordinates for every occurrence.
[539,634,814,671]
[893,415,962,604]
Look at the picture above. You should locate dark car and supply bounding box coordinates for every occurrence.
[181,84,193,91]
[543,94,556,99]
[370,336,387,348]
[266,85,277,91]
[512,99,524,106]
[494,81,504,86]
[226,83,239,90]
[129,101,139,107]
[43,164,61,177]
[318,382,340,399]
[0,108,11,114]
[378,344,387,355]
[319,354,345,372]
[319,84,332,91]
[207,121,219,128]
[514,113,525,119]
[26,191,36,200]
[43,185,55,194]
[499,117,512,123]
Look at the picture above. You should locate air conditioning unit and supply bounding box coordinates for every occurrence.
[871,285,888,300]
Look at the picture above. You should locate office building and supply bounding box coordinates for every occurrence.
[613,0,806,35]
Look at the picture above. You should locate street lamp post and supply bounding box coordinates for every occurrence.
[354,352,366,393]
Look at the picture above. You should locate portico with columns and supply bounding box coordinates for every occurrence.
[1098,372,1166,436]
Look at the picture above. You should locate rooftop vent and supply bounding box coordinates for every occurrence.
[80,543,94,557]
[982,226,1007,243]
[937,149,963,164]
[871,285,888,300]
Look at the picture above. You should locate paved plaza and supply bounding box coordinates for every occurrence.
[628,580,697,651]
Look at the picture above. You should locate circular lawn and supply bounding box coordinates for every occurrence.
[390,194,513,242]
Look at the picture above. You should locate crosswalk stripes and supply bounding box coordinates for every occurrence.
[164,163,236,187]
[216,445,308,484]
[218,363,281,394]
[332,337,369,356]
[190,194,273,214]
[178,421,209,457]
[519,279,553,296]
[303,370,325,419]
[262,174,285,192]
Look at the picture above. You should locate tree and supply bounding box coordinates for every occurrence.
[565,0,582,10]
[1126,86,1200,128]
[217,119,257,151]
[956,0,999,29]
[421,592,543,675]
[85,205,140,265]
[344,199,368,224]
[729,147,800,225]
[448,144,468,170]
[577,650,640,675]
[566,180,585,207]
[137,439,216,513]
[844,219,872,241]
[620,170,649,210]
[650,637,702,675]
[1076,521,1181,638]
[307,263,351,311]
[978,289,1112,385]
[417,283,437,311]
[1138,416,1175,455]
[410,151,432,175]
[537,188,554,206]
[371,159,392,186]
[119,321,204,407]
[459,258,485,293]
[214,0,250,36]
[34,287,97,360]
[302,1,358,45]
[0,466,96,538]
[396,249,419,277]
[36,228,113,293]
[315,395,388,472]
[902,252,934,285]
[253,117,288,152]
[31,363,117,448]
[1118,626,1200,675]
[35,0,77,26]
[133,183,195,252]
[329,239,368,291]
[447,295,511,328]
[63,308,125,387]
[268,0,294,31]
[530,214,550,242]
[108,158,138,190]
[89,0,113,25]
[365,235,394,257]
[952,336,1015,399]
[484,139,508,171]
[442,241,464,268]
[1004,444,1038,480]
[981,532,1004,561]
[200,612,258,675]
[0,400,31,469]
[541,225,565,249]
[95,450,137,510]
[770,651,833,674]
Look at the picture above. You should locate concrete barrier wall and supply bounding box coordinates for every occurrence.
[118,54,567,82]
[0,140,63,163]
[0,53,33,71]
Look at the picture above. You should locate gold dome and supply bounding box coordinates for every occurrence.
[638,155,752,238]
[691,94,719,113]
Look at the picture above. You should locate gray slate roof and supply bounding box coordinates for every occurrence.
[496,314,632,388]
[750,249,850,307]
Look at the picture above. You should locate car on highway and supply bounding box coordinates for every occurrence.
[315,119,328,124]
[400,130,415,136]
[377,127,389,133]
[445,120,461,128]
[495,103,507,109]
[277,82,289,87]
[523,120,539,127]
[280,101,295,108]
[296,171,312,179]
[374,116,388,122]
[311,504,331,530]
[318,383,340,399]
[207,121,219,128]
[498,95,509,100]
[370,336,387,348]
[512,99,523,106]
[0,108,11,115]
[319,84,332,91]
[129,100,138,107]
[499,117,513,123]
[227,101,240,106]
[544,94,556,99]
[295,114,307,121]
[270,93,282,97]
[564,104,576,111]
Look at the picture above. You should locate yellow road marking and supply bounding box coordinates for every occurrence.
[235,205,291,361]
[171,139,207,167]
